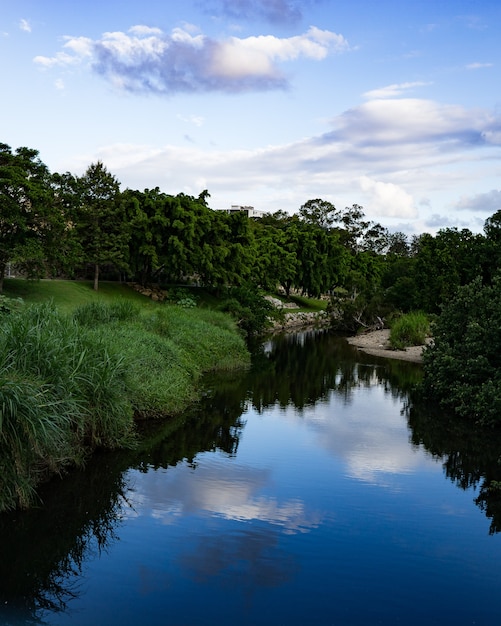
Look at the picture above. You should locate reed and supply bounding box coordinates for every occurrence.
[389,311,430,350]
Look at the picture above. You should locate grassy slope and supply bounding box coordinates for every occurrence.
[0,279,251,511]
[3,278,156,312]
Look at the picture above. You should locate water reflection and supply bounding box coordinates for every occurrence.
[2,330,501,624]
[407,397,501,534]
[127,460,320,532]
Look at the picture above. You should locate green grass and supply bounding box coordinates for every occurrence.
[3,278,154,313]
[0,280,250,512]
[389,311,430,350]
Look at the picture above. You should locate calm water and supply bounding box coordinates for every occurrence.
[2,330,501,625]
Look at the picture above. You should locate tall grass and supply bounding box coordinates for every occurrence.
[389,311,430,350]
[0,299,250,511]
[0,302,135,510]
[78,303,250,416]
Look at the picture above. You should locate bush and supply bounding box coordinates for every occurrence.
[217,284,277,337]
[0,294,24,315]
[421,274,501,426]
[389,311,430,350]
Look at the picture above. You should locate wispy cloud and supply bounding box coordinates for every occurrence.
[81,98,501,223]
[465,62,493,70]
[19,19,31,33]
[34,24,349,94]
[177,114,205,127]
[363,82,430,99]
[424,213,470,229]
[324,98,498,149]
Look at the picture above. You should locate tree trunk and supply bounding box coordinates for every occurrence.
[93,263,99,291]
[0,262,5,294]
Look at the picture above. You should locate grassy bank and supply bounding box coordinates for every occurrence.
[0,280,250,511]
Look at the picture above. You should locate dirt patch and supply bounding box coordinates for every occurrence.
[346,329,427,363]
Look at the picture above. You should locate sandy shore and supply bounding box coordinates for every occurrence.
[346,329,426,363]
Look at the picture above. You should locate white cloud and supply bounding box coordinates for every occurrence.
[363,81,430,100]
[359,176,417,218]
[19,19,31,33]
[177,114,205,127]
[34,36,93,68]
[466,62,493,70]
[34,24,349,94]
[61,97,501,227]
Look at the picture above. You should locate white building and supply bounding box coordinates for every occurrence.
[218,205,264,218]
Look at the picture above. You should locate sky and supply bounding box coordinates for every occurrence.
[2,0,501,236]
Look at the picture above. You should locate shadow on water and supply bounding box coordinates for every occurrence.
[2,329,501,622]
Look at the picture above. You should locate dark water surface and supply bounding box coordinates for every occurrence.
[2,331,501,625]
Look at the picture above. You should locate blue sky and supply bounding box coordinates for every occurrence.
[2,0,501,235]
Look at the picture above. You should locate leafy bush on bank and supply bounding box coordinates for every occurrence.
[0,301,249,511]
[217,284,278,337]
[421,274,501,426]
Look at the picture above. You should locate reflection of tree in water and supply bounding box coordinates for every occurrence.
[0,395,249,622]
[0,452,128,622]
[405,396,501,534]
[248,330,422,412]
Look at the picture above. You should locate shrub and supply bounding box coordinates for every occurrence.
[389,311,430,350]
[217,284,277,337]
[421,274,501,426]
[0,295,24,315]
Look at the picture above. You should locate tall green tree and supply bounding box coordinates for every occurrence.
[48,171,85,277]
[77,162,129,290]
[0,143,55,291]
[413,228,483,313]
[299,198,339,230]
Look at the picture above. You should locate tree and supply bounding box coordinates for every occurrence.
[413,228,484,313]
[48,171,86,277]
[299,198,339,230]
[0,144,55,292]
[77,162,129,291]
[421,273,501,426]
[250,214,298,293]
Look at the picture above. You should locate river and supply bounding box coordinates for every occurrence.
[2,330,501,625]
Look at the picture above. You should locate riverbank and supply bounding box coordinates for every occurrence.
[0,298,250,512]
[346,328,427,363]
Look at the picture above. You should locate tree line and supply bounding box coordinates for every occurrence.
[2,141,501,324]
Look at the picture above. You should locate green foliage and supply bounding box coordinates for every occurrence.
[0,302,135,509]
[0,143,57,291]
[77,161,129,290]
[218,284,277,337]
[0,294,24,315]
[421,274,501,426]
[389,311,430,350]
